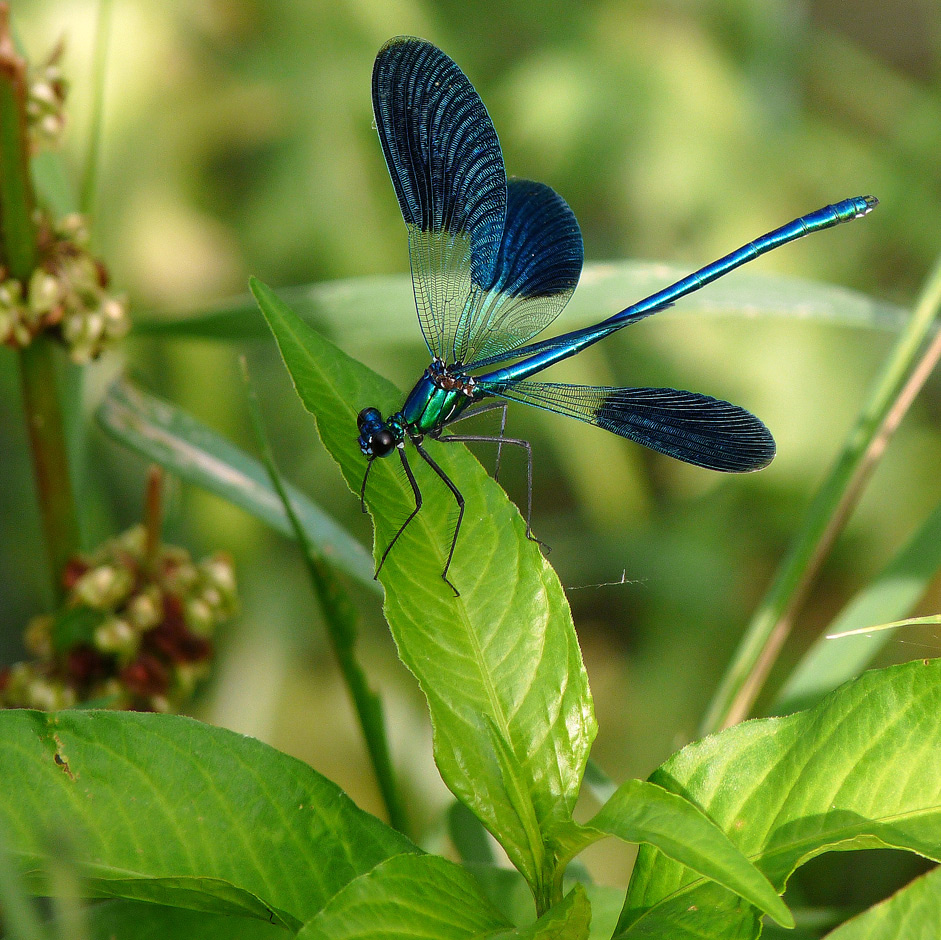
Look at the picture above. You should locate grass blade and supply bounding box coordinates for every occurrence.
[240,358,408,834]
[96,378,376,590]
[701,252,941,734]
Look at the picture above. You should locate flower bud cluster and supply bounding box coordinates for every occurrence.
[0,525,237,712]
[0,214,130,362]
[26,45,68,150]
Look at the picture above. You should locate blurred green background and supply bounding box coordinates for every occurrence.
[2,0,940,894]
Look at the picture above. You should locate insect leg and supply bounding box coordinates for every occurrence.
[374,444,422,580]
[438,432,546,551]
[360,457,374,513]
[494,403,508,481]
[413,440,464,596]
[437,401,510,479]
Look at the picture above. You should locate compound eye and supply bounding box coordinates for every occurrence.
[372,429,396,457]
[357,407,380,431]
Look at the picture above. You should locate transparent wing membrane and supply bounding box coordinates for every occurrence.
[477,381,776,472]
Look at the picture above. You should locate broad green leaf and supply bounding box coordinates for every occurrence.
[0,710,415,930]
[60,901,291,940]
[773,500,941,713]
[133,266,908,342]
[296,854,511,940]
[252,278,596,904]
[96,378,376,591]
[618,660,941,939]
[584,779,791,927]
[822,863,941,938]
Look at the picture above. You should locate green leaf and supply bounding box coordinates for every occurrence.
[0,710,415,930]
[702,253,941,734]
[95,378,376,591]
[296,854,511,940]
[49,606,106,652]
[69,900,292,939]
[618,660,941,939]
[0,823,51,940]
[448,801,496,867]
[504,884,591,939]
[773,500,941,713]
[584,779,791,927]
[252,278,596,905]
[821,863,941,938]
[133,266,908,341]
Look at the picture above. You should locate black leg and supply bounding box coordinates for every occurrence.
[374,445,423,581]
[439,401,509,480]
[414,440,464,596]
[438,432,546,552]
[494,403,508,481]
[360,457,374,513]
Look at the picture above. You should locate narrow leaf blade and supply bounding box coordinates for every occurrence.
[774,500,941,712]
[132,267,909,341]
[96,378,375,590]
[589,779,791,927]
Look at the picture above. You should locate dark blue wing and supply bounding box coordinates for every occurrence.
[372,37,507,362]
[476,381,775,471]
[457,178,584,367]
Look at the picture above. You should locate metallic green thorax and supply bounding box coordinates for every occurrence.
[400,372,475,436]
[357,359,479,460]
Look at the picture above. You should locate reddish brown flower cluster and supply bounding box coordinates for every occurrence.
[0,525,237,712]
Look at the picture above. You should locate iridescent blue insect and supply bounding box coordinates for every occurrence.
[358,36,877,594]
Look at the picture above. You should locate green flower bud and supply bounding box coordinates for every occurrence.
[117,525,147,559]
[164,561,199,594]
[27,675,74,711]
[94,617,138,656]
[185,598,214,636]
[23,615,53,658]
[127,587,162,631]
[102,295,130,339]
[0,278,23,307]
[27,268,61,317]
[0,308,14,343]
[73,564,134,610]
[11,317,32,347]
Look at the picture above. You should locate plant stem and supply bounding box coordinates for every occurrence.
[19,338,82,602]
[1,6,80,603]
[80,0,113,220]
[701,252,941,736]
[0,4,37,277]
[143,465,164,575]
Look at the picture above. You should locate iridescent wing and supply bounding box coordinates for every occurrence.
[475,381,775,471]
[372,37,506,363]
[459,178,583,368]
